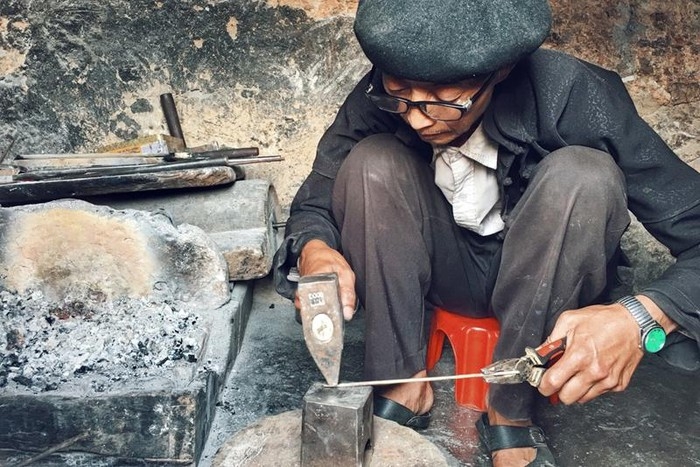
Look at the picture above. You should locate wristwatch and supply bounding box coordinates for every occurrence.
[616,296,666,353]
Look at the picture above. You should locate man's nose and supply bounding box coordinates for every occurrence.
[404,105,434,130]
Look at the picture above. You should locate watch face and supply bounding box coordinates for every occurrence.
[643,327,666,353]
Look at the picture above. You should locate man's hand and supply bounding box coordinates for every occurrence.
[538,295,676,404]
[296,239,357,320]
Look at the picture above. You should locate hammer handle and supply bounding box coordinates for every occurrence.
[160,93,186,147]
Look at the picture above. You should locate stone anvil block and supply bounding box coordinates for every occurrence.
[0,198,231,310]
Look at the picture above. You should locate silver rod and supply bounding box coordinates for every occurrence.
[18,152,164,160]
[325,370,519,388]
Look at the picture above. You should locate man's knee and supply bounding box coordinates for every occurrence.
[533,146,626,202]
[337,133,425,183]
[537,145,625,189]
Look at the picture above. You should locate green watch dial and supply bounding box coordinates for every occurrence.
[643,327,666,353]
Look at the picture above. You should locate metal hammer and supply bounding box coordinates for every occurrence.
[297,273,344,386]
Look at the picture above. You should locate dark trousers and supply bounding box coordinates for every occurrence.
[331,133,630,420]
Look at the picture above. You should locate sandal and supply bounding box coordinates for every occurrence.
[476,413,557,467]
[373,395,431,430]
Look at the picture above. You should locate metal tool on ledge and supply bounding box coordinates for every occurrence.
[0,92,284,204]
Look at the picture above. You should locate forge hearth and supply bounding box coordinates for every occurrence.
[0,197,264,465]
[0,283,252,465]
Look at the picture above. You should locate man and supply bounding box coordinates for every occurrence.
[274,1,700,465]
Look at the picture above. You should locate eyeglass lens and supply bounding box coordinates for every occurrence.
[368,96,465,121]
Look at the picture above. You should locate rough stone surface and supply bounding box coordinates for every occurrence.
[213,410,448,467]
[617,213,677,296]
[88,179,281,280]
[0,198,230,309]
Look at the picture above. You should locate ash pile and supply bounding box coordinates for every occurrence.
[0,289,206,394]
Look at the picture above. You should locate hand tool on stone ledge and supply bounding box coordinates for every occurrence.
[327,337,567,388]
[12,151,281,180]
[13,146,266,169]
[12,90,272,173]
[297,273,345,386]
[1,148,282,204]
[160,92,187,149]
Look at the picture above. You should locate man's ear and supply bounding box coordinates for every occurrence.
[494,64,516,84]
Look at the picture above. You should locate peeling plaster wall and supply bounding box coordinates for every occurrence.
[0,0,697,211]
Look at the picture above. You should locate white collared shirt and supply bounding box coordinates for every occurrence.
[432,123,504,236]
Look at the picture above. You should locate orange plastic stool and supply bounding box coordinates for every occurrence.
[426,307,500,411]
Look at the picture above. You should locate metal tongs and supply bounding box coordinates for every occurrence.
[481,337,567,387]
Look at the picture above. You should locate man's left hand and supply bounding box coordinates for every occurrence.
[538,302,644,404]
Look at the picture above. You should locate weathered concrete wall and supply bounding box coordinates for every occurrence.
[0,0,697,213]
[0,0,362,210]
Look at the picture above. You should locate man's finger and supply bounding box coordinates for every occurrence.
[576,384,610,404]
[538,360,571,397]
[339,286,356,321]
[538,332,576,396]
[554,373,597,404]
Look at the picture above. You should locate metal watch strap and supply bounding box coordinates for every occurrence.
[617,296,655,329]
[616,295,662,352]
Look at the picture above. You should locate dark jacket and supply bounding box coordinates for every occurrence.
[274,48,700,367]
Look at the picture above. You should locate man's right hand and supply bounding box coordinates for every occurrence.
[296,239,357,321]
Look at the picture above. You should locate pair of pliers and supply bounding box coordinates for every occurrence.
[481,337,567,387]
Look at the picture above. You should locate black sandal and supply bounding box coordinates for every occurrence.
[476,413,557,467]
[373,395,431,430]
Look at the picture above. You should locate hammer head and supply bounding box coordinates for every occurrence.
[297,273,344,386]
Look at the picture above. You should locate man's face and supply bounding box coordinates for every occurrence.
[381,72,500,146]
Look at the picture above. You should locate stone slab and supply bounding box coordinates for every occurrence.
[213,410,449,467]
[86,179,280,280]
[0,282,253,466]
[0,199,230,310]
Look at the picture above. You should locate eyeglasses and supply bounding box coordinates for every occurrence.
[365,72,496,122]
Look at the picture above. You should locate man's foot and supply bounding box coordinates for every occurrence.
[486,408,536,467]
[376,369,434,416]
[373,369,434,430]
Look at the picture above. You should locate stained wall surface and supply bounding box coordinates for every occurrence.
[0,0,698,211]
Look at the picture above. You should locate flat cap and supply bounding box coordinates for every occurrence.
[354,0,552,83]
